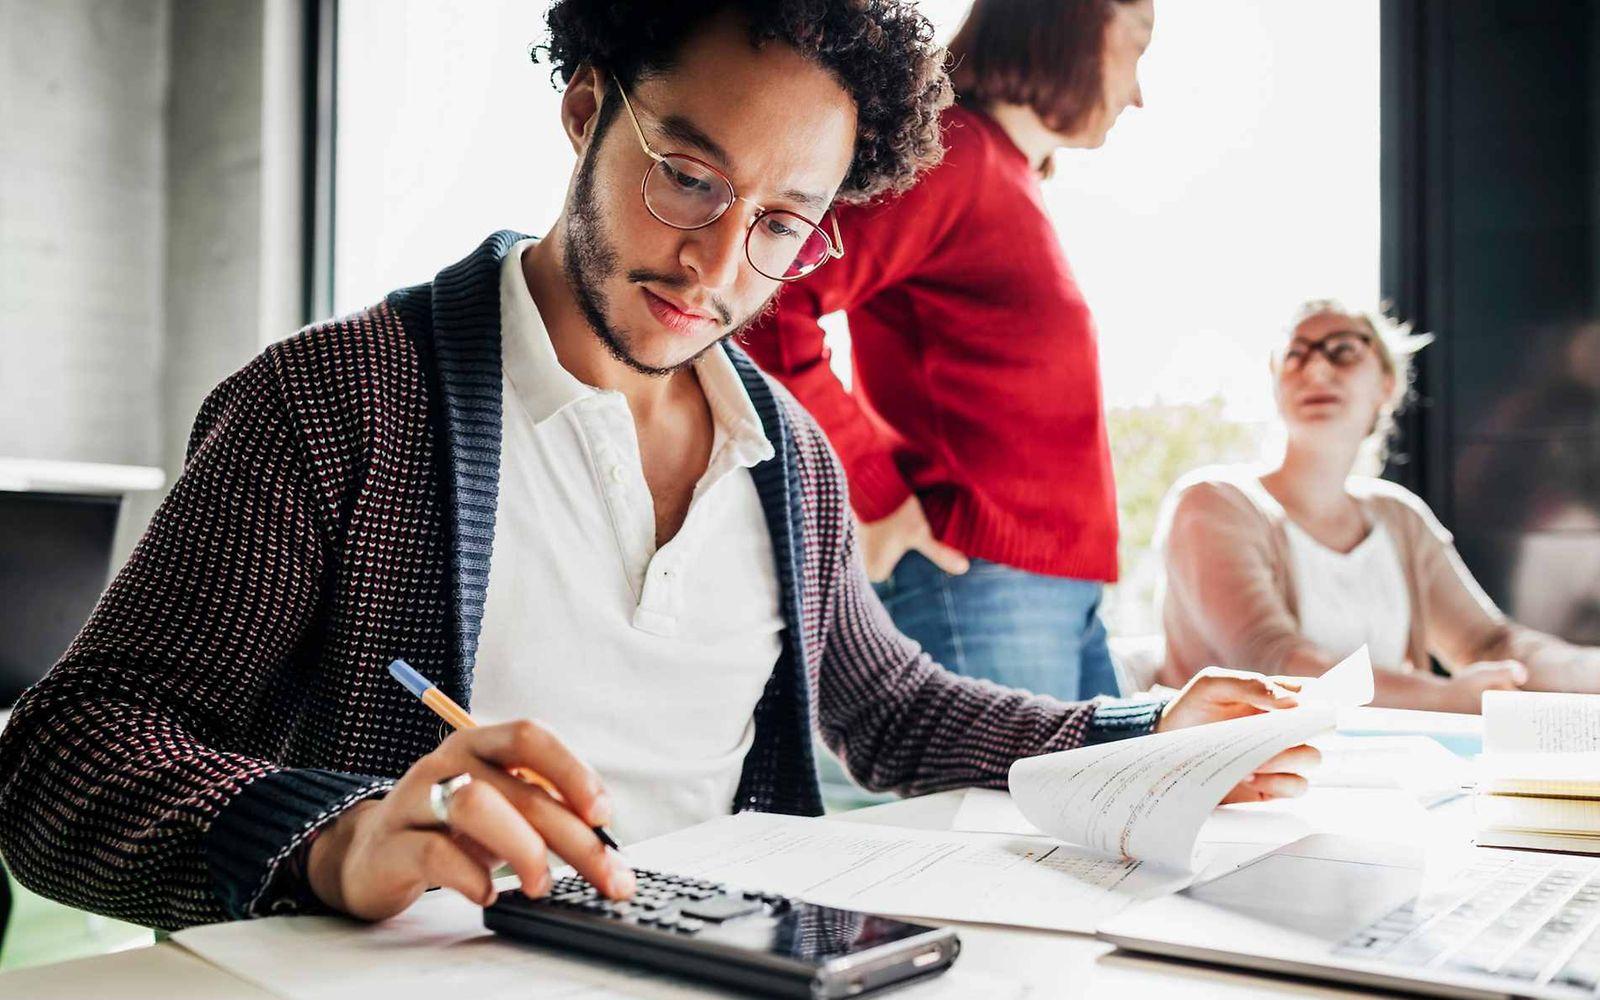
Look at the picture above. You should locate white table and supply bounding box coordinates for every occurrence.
[0,780,1473,1000]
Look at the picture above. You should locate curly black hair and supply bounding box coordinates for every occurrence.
[534,0,952,203]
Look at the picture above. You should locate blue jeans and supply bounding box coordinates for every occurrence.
[872,553,1120,701]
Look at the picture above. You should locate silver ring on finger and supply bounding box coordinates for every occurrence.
[429,772,473,827]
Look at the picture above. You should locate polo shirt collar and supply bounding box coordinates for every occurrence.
[499,238,775,469]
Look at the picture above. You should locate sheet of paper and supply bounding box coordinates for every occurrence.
[1008,705,1331,871]
[1477,749,1600,796]
[957,785,1434,839]
[1336,705,1484,737]
[953,785,1437,883]
[173,873,1034,999]
[1307,733,1472,798]
[1006,648,1374,872]
[1484,690,1600,753]
[1297,646,1377,706]
[1476,792,1600,833]
[623,811,1189,934]
[175,879,689,1000]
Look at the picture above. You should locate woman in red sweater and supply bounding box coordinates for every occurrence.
[743,0,1154,700]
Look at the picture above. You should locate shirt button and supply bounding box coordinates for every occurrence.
[608,465,625,485]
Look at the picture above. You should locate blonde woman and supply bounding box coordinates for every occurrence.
[1157,300,1600,712]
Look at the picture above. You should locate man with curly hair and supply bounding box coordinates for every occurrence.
[0,0,1312,931]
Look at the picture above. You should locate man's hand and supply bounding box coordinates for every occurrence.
[307,721,632,921]
[859,495,970,583]
[1156,667,1321,803]
[1432,660,1528,714]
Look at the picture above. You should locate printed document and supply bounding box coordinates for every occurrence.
[1008,648,1374,871]
[624,811,1190,934]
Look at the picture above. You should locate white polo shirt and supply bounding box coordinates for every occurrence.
[473,240,785,845]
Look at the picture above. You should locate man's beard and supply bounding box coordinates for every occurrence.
[562,141,775,378]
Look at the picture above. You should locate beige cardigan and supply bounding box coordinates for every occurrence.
[1156,466,1597,688]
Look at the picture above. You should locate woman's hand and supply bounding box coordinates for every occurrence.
[1156,667,1322,802]
[1431,660,1528,714]
[858,496,969,582]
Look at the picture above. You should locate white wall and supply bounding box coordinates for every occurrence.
[0,0,170,468]
[0,0,306,572]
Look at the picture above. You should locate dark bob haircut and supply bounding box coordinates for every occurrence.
[535,0,953,204]
[948,0,1132,136]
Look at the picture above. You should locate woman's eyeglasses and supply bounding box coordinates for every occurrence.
[615,82,844,282]
[1278,331,1374,373]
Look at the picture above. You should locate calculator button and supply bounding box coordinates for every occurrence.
[675,918,705,934]
[680,894,763,923]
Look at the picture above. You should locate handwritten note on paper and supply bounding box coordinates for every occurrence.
[1007,648,1375,872]
[623,811,1190,934]
[1484,690,1600,752]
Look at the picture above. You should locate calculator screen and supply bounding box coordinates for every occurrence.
[695,901,933,962]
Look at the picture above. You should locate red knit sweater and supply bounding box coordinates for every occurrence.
[742,104,1119,581]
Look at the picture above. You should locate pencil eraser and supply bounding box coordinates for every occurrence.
[387,658,433,698]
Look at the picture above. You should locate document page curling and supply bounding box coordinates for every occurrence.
[1007,648,1374,871]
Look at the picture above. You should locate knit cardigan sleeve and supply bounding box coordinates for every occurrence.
[0,351,392,930]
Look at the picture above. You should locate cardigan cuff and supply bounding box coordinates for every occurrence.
[206,768,395,919]
[1082,694,1168,745]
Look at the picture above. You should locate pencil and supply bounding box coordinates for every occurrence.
[387,658,622,851]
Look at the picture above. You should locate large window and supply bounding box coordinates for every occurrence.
[333,1,1380,633]
[334,0,571,314]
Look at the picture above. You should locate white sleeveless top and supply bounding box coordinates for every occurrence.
[1283,518,1412,669]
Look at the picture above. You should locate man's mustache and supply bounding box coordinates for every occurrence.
[627,269,733,326]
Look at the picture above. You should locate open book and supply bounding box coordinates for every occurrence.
[1008,648,1375,871]
[1476,690,1600,852]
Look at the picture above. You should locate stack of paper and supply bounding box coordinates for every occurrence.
[1476,691,1600,853]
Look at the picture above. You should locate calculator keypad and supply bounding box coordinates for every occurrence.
[525,869,789,935]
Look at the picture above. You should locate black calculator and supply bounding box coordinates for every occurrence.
[484,868,960,998]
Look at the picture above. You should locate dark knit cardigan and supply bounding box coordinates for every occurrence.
[0,232,1161,930]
